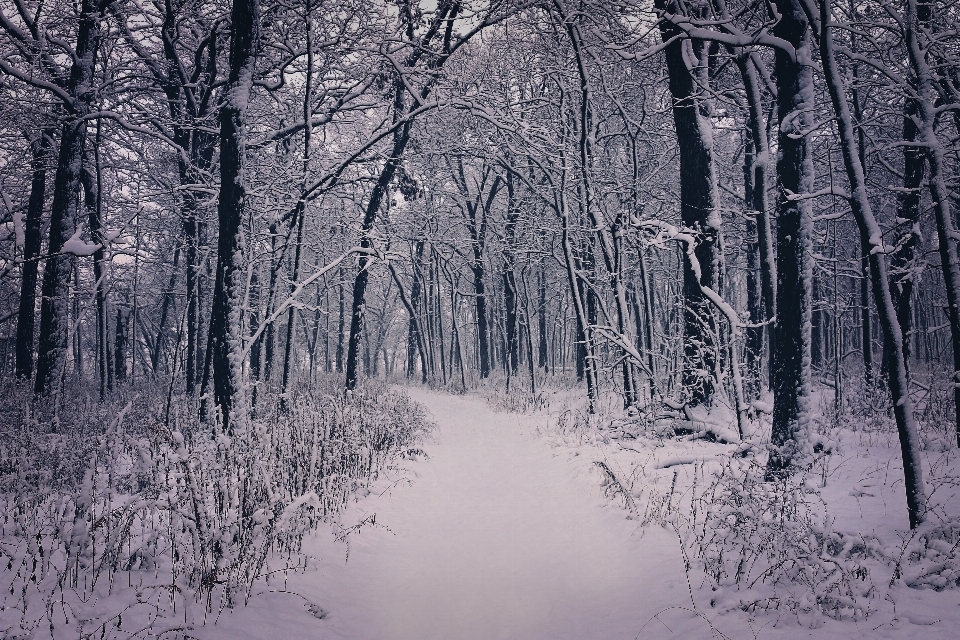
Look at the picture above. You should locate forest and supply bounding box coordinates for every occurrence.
[1,0,960,637]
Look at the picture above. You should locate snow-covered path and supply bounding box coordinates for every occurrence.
[303,387,683,640]
[192,388,958,640]
[198,388,702,640]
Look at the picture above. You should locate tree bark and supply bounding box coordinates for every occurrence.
[901,0,960,449]
[205,0,259,432]
[767,0,816,476]
[735,49,776,391]
[503,172,521,375]
[35,0,103,397]
[656,0,721,406]
[406,239,425,377]
[537,265,548,371]
[891,101,924,379]
[81,149,112,400]
[820,0,927,526]
[344,0,461,390]
[743,135,763,389]
[115,306,127,382]
[15,130,53,381]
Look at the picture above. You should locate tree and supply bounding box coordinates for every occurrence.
[203,0,260,432]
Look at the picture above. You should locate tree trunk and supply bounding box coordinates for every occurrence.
[15,130,53,381]
[472,261,491,379]
[34,0,102,396]
[81,149,111,400]
[727,0,776,390]
[743,135,763,391]
[820,0,926,526]
[407,239,425,377]
[891,100,924,379]
[336,266,345,372]
[767,0,816,476]
[388,263,429,384]
[902,0,960,449]
[344,147,405,390]
[115,307,127,382]
[205,0,259,433]
[537,265,548,371]
[656,0,721,406]
[503,173,521,375]
[560,196,598,411]
[151,248,180,374]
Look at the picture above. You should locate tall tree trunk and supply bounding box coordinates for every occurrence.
[15,130,53,381]
[35,0,102,397]
[767,0,816,475]
[820,0,926,526]
[891,101,924,379]
[248,266,262,405]
[406,239,425,377]
[560,197,598,411]
[847,19,877,386]
[81,149,111,400]
[280,205,306,406]
[344,145,405,390]
[433,248,447,384]
[537,265,548,371]
[388,263,429,384]
[205,0,259,433]
[861,256,874,383]
[472,261,491,379]
[183,137,216,394]
[503,173,520,375]
[115,307,127,382]
[280,2,314,407]
[263,233,281,385]
[656,0,721,406]
[343,0,461,390]
[900,0,960,449]
[151,248,180,374]
[336,266,345,372]
[726,0,776,391]
[743,135,763,391]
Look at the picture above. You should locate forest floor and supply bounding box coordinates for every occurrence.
[189,387,960,640]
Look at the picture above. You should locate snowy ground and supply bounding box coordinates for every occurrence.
[190,388,960,640]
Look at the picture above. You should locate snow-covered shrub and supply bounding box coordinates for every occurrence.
[683,459,880,623]
[0,378,430,639]
[842,376,894,435]
[910,367,960,451]
[894,519,960,590]
[473,373,551,413]
[484,389,550,414]
[552,406,602,445]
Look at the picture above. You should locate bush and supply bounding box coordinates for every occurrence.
[0,378,431,639]
[677,459,880,624]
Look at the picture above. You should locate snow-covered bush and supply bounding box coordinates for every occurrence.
[0,379,430,639]
[894,519,960,590]
[680,459,880,623]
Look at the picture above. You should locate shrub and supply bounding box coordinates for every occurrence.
[0,378,430,639]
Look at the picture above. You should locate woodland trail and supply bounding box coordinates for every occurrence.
[196,388,701,640]
[193,389,871,640]
[300,387,685,640]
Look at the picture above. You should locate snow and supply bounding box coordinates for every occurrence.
[61,226,101,256]
[190,389,701,639]
[12,209,24,248]
[148,389,960,640]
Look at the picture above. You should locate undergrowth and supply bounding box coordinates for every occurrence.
[0,377,430,639]
[548,372,960,627]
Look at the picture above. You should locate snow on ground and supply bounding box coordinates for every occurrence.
[192,388,959,640]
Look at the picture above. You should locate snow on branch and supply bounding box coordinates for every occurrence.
[61,227,102,257]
